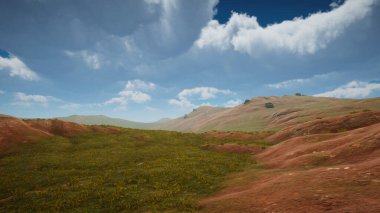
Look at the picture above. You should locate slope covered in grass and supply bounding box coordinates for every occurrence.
[0,129,262,212]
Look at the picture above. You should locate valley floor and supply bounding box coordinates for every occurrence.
[0,129,264,212]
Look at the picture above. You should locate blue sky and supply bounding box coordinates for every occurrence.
[0,0,380,122]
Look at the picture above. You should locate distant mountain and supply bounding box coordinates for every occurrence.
[155,96,380,132]
[58,115,156,129]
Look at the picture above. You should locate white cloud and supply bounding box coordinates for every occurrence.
[105,97,128,105]
[0,90,4,95]
[314,81,380,98]
[13,92,56,107]
[196,13,260,51]
[169,87,234,108]
[125,79,156,91]
[60,103,81,110]
[267,79,307,89]
[169,98,195,108]
[196,0,377,56]
[224,99,243,107]
[15,92,49,104]
[105,79,155,108]
[267,72,337,89]
[65,50,101,70]
[118,90,151,103]
[0,56,39,80]
[178,87,233,100]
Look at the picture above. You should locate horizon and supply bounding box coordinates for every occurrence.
[1,0,380,122]
[4,95,379,123]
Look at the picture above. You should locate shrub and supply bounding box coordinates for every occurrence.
[244,99,251,105]
[265,102,274,108]
[295,93,302,96]
[183,114,189,119]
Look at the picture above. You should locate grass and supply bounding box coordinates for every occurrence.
[0,129,260,212]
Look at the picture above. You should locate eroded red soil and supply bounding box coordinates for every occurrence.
[199,114,380,212]
[0,115,120,152]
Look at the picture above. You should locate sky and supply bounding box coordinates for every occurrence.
[0,0,380,122]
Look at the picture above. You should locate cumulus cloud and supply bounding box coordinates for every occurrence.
[196,0,377,56]
[15,92,49,104]
[267,79,307,89]
[178,87,232,100]
[169,87,233,108]
[224,99,243,107]
[125,79,156,91]
[0,56,39,80]
[127,0,218,58]
[314,81,380,98]
[65,50,101,70]
[168,98,195,108]
[13,92,56,107]
[267,72,337,89]
[118,90,152,103]
[105,97,128,105]
[105,79,155,109]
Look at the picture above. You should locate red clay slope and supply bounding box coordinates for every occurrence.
[0,115,52,150]
[23,119,119,137]
[0,115,120,151]
[268,111,380,142]
[200,112,380,212]
[259,123,380,169]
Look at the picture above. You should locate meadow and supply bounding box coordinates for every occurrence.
[0,129,265,212]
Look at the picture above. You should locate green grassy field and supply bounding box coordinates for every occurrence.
[0,129,264,212]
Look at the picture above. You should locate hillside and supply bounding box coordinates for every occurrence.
[58,115,156,129]
[0,115,119,152]
[156,96,380,132]
[199,109,380,212]
[0,115,52,150]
